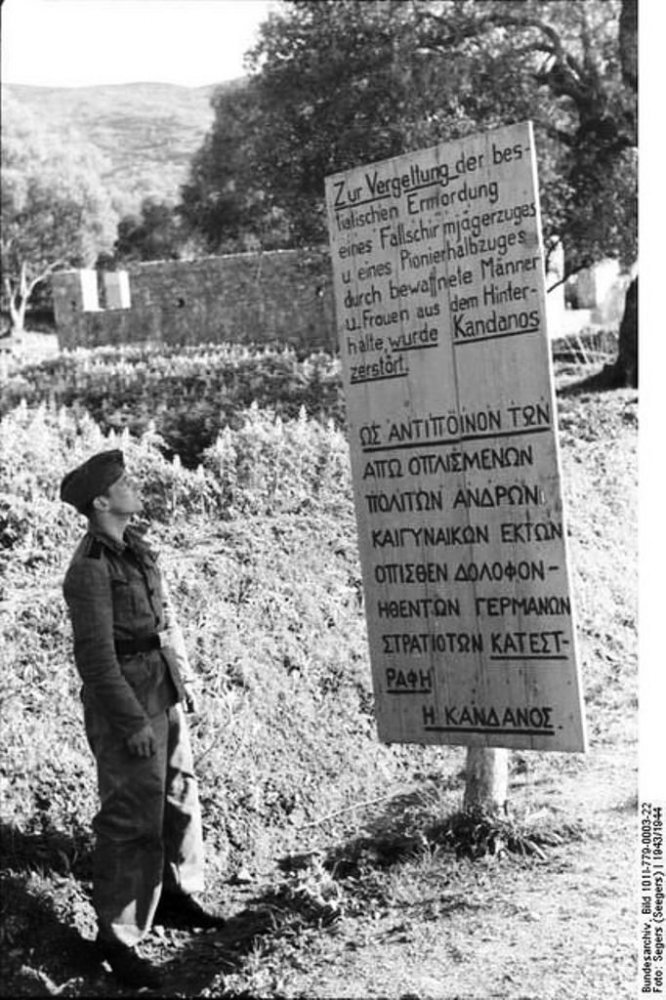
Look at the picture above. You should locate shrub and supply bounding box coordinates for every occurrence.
[0,343,346,466]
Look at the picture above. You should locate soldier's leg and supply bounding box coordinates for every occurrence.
[162,703,205,895]
[85,706,170,947]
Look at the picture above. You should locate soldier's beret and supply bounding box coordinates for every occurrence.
[60,449,125,512]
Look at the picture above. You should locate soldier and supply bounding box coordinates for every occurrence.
[60,449,224,989]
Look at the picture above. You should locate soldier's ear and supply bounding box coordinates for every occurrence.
[91,494,110,513]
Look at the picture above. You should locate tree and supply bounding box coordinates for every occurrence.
[185,1,440,248]
[114,197,188,263]
[1,93,116,333]
[180,82,291,253]
[185,0,637,384]
[412,0,637,386]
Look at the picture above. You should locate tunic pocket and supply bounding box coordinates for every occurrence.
[110,576,135,619]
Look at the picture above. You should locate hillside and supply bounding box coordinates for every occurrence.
[4,80,241,216]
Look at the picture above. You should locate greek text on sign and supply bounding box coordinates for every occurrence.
[325,122,587,753]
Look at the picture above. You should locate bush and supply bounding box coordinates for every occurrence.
[0,343,346,466]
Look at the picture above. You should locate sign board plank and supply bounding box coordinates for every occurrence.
[325,122,587,753]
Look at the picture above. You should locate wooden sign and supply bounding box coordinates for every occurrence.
[325,122,587,753]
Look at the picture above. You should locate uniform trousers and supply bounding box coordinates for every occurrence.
[84,702,205,947]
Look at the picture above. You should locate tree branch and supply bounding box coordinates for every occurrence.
[25,258,67,297]
[513,41,558,59]
[416,9,589,105]
[535,122,575,147]
[547,261,594,293]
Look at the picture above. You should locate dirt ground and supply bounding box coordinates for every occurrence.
[275,749,638,1000]
[5,748,638,1000]
[143,747,637,1000]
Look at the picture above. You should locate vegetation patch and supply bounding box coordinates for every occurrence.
[0,344,345,466]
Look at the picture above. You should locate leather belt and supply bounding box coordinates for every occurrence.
[114,634,161,656]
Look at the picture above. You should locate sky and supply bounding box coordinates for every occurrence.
[1,0,278,88]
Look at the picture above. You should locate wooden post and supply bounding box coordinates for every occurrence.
[463,747,509,813]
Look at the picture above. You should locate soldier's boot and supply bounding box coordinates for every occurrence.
[96,936,163,990]
[154,890,226,930]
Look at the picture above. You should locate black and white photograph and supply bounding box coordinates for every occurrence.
[1,1,651,997]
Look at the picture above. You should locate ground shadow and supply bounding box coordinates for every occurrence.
[556,364,639,397]
[1,790,445,997]
[0,776,592,1000]
[156,901,288,997]
[0,817,340,997]
[0,873,101,994]
[1,822,100,992]
[0,780,590,997]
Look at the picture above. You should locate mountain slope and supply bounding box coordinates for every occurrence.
[4,80,240,215]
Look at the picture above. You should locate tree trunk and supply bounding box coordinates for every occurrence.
[463,747,509,812]
[612,275,638,387]
[5,260,60,335]
[596,275,638,388]
[8,294,28,334]
[6,263,31,334]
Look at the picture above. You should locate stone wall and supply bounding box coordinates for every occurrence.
[52,248,337,352]
[52,245,626,353]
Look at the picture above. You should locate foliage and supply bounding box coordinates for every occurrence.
[180,80,292,254]
[415,0,637,273]
[1,92,117,330]
[183,0,636,274]
[428,806,586,861]
[0,344,345,467]
[181,1,426,249]
[113,197,192,263]
[3,81,224,219]
[182,0,433,249]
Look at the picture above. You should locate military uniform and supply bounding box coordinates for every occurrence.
[61,451,207,954]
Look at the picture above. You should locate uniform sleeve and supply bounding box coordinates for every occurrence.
[63,558,148,737]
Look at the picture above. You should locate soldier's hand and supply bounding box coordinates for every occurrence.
[125,723,156,757]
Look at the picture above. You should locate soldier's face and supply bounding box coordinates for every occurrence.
[105,472,143,515]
